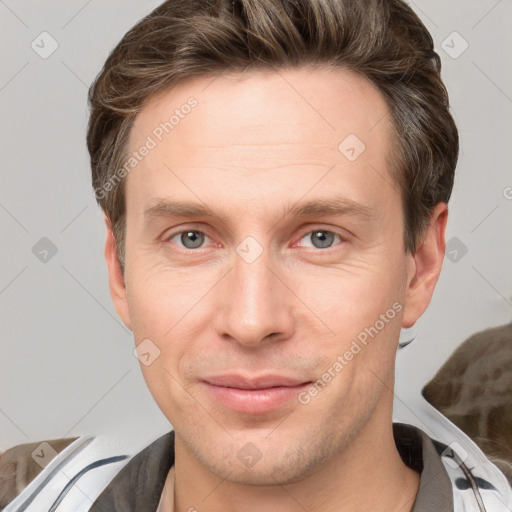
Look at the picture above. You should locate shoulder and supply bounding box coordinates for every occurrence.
[1,430,172,512]
[89,431,174,512]
[394,400,512,511]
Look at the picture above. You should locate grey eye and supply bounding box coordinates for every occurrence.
[179,231,205,249]
[308,231,337,249]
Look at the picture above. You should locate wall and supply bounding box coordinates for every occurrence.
[1,0,511,450]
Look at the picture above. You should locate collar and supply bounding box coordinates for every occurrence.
[90,423,453,512]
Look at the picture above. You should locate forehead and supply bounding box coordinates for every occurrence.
[131,66,392,148]
[125,66,397,218]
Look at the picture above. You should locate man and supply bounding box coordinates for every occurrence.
[3,0,512,511]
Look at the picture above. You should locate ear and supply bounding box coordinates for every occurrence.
[401,202,448,329]
[104,216,132,330]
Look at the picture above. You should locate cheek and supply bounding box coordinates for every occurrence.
[125,264,219,388]
[293,261,405,393]
[125,262,201,337]
[292,258,404,336]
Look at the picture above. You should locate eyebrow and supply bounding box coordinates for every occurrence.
[144,197,374,223]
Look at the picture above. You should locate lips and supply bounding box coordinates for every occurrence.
[203,374,309,389]
[201,374,311,414]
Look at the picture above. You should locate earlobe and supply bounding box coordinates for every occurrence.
[401,203,448,329]
[104,217,132,330]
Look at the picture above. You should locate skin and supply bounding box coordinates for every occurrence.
[104,66,448,512]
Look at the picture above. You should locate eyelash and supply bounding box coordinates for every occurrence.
[163,227,345,252]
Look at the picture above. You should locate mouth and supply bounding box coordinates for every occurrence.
[200,374,312,414]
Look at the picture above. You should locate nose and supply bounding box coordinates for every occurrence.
[214,243,296,348]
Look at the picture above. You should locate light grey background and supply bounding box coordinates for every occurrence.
[1,0,511,451]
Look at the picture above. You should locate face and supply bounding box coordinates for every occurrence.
[106,66,445,485]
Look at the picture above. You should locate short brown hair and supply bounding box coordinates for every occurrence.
[87,0,458,271]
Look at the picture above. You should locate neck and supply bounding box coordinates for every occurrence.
[168,397,420,512]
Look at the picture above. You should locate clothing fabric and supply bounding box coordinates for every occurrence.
[5,402,512,511]
[89,423,456,512]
